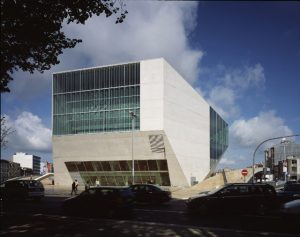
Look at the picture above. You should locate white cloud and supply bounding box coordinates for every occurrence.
[223,64,265,90]
[207,86,239,119]
[219,158,236,165]
[5,112,52,153]
[230,110,292,148]
[206,64,265,119]
[63,1,203,84]
[8,70,52,101]
[6,2,202,101]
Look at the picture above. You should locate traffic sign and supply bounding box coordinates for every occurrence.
[241,169,248,176]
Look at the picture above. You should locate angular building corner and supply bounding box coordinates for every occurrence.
[52,58,228,187]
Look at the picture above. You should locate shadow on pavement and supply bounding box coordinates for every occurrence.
[1,213,298,237]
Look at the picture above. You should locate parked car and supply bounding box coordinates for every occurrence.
[0,179,44,201]
[62,186,134,217]
[186,183,278,215]
[130,184,171,204]
[279,199,300,219]
[277,183,300,204]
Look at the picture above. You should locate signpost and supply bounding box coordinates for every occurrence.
[241,169,248,183]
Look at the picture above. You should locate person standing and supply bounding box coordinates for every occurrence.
[74,179,79,194]
[71,181,76,195]
[85,181,90,191]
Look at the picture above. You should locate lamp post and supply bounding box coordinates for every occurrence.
[263,149,269,181]
[129,111,137,185]
[252,134,299,183]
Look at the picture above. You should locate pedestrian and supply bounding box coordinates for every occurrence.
[75,179,79,194]
[85,181,90,191]
[95,179,100,187]
[71,181,76,195]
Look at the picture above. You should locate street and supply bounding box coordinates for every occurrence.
[0,196,299,237]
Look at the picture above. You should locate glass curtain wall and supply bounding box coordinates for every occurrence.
[210,107,228,168]
[65,160,171,186]
[53,63,140,135]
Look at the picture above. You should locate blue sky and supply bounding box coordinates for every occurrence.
[1,1,299,168]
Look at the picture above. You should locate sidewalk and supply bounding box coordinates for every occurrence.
[44,185,83,197]
[44,184,198,199]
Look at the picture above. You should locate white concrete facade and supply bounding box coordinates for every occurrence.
[12,152,41,175]
[139,59,210,186]
[53,58,220,187]
[13,152,33,169]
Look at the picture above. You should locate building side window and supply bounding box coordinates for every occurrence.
[209,107,228,164]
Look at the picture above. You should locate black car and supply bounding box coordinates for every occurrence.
[186,183,278,215]
[130,184,171,204]
[0,179,45,201]
[63,186,134,217]
[277,183,300,204]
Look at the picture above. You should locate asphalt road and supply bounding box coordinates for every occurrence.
[0,197,299,237]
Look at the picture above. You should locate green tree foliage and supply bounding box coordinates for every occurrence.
[0,0,128,92]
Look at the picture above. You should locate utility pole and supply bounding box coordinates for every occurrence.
[129,111,137,185]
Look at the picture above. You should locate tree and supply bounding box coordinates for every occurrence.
[0,0,128,92]
[0,116,14,148]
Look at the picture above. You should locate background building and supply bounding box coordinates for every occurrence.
[52,58,228,187]
[0,159,21,183]
[41,161,54,175]
[12,152,41,175]
[265,139,300,181]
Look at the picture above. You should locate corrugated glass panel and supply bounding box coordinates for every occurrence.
[53,63,140,135]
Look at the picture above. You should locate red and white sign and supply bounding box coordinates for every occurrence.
[241,169,248,176]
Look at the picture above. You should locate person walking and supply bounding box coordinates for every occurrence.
[71,181,76,195]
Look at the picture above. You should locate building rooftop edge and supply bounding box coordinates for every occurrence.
[52,57,165,75]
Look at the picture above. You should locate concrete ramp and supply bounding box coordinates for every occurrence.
[35,173,54,181]
[172,167,263,199]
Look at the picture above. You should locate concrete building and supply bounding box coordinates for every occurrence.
[12,152,41,175]
[52,58,228,187]
[286,155,300,181]
[41,161,54,175]
[265,139,300,181]
[0,159,21,183]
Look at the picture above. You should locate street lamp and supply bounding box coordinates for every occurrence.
[129,111,137,185]
[252,134,299,183]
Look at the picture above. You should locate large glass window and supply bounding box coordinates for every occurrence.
[53,63,140,135]
[210,107,228,167]
[65,159,171,186]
